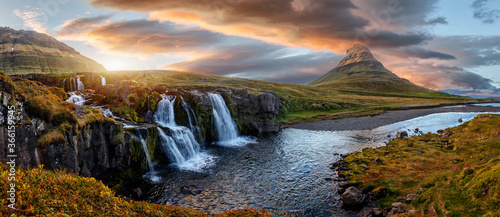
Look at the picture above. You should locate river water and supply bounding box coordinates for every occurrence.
[145,111,499,216]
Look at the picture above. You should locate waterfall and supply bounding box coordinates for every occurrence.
[145,95,153,121]
[77,77,84,90]
[181,97,203,142]
[61,79,66,90]
[66,93,85,106]
[154,95,214,171]
[138,134,155,172]
[101,76,106,86]
[208,93,255,146]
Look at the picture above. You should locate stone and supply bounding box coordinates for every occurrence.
[180,185,204,195]
[341,186,364,207]
[396,131,408,139]
[361,164,368,169]
[373,157,381,165]
[458,118,463,122]
[391,202,403,208]
[370,208,384,217]
[339,181,351,188]
[406,194,418,202]
[387,208,404,217]
[409,209,418,214]
[132,187,143,198]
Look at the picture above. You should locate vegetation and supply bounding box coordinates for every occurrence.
[343,114,500,216]
[0,164,270,216]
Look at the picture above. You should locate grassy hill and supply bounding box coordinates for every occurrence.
[342,114,500,216]
[0,27,106,74]
[310,44,433,93]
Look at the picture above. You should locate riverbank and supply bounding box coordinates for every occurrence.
[334,113,500,216]
[289,104,500,131]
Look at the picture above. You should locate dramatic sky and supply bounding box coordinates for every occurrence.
[1,0,499,90]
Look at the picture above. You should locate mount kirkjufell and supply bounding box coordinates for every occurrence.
[0,27,105,74]
[310,44,432,93]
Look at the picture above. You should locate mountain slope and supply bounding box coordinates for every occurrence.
[0,27,105,74]
[310,44,433,93]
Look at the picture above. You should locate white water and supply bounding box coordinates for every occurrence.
[138,133,161,182]
[97,107,117,118]
[181,97,203,142]
[208,93,255,147]
[154,95,214,171]
[77,77,84,90]
[101,76,106,86]
[66,93,85,106]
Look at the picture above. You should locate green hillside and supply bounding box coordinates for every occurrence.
[0,27,106,74]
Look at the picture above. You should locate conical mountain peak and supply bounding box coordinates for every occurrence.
[337,43,379,68]
[309,44,433,93]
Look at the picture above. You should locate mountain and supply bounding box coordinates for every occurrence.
[309,44,433,93]
[0,27,105,74]
[440,89,500,99]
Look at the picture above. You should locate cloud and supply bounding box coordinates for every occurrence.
[423,17,448,25]
[387,46,456,60]
[86,0,431,52]
[13,8,50,35]
[57,17,341,84]
[472,0,500,24]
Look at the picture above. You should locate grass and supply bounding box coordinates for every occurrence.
[343,114,500,215]
[0,164,270,216]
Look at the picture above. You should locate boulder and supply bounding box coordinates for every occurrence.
[387,208,404,217]
[396,131,408,139]
[391,202,403,208]
[341,186,365,207]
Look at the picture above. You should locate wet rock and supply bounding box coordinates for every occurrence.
[396,131,408,139]
[369,208,384,217]
[458,118,463,122]
[387,208,404,217]
[339,181,351,188]
[406,194,418,202]
[180,185,204,195]
[341,186,365,208]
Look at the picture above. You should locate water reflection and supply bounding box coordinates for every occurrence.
[147,112,499,216]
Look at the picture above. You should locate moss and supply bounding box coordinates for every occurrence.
[36,129,65,147]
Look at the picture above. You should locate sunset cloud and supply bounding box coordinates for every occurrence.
[13,8,50,35]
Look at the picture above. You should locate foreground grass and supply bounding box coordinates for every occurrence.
[343,114,500,216]
[0,164,270,216]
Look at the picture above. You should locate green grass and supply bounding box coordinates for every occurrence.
[343,114,500,215]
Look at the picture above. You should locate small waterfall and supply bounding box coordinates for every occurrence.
[101,76,106,86]
[61,79,66,90]
[138,134,155,172]
[66,93,85,106]
[208,93,255,146]
[181,97,203,142]
[155,95,214,171]
[77,77,84,90]
[145,95,153,121]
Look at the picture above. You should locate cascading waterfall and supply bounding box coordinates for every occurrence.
[101,76,106,86]
[181,97,203,142]
[154,95,214,171]
[66,93,85,106]
[208,93,255,146]
[69,78,75,92]
[138,134,155,172]
[77,77,84,90]
[61,79,66,90]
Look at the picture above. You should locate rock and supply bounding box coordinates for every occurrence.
[406,194,418,202]
[409,209,418,214]
[373,157,381,165]
[339,181,351,188]
[361,164,368,169]
[341,186,365,207]
[132,187,143,199]
[458,118,463,122]
[387,208,404,217]
[396,131,408,139]
[442,131,452,138]
[391,202,403,208]
[418,187,423,194]
[370,208,384,217]
[180,185,204,195]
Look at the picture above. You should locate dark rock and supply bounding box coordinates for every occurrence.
[341,186,365,208]
[370,208,384,217]
[387,208,404,217]
[180,185,204,195]
[339,181,351,188]
[458,118,463,122]
[396,131,408,139]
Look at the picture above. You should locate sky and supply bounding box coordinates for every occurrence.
[1,0,499,90]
